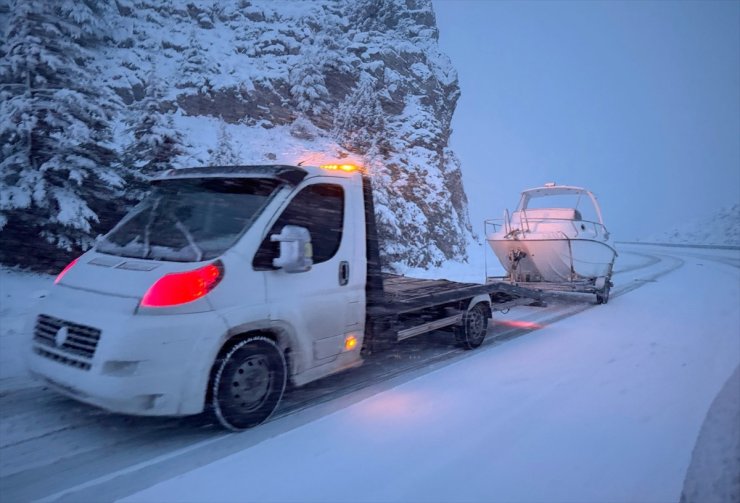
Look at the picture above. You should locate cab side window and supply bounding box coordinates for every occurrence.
[253,183,345,270]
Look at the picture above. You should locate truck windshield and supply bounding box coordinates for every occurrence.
[97,177,282,262]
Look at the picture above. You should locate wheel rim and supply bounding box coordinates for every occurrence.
[229,354,272,412]
[468,308,486,343]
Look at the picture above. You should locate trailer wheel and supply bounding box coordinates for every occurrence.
[596,282,611,305]
[211,336,286,431]
[456,303,490,350]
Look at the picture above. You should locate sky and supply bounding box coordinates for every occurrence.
[433,0,740,241]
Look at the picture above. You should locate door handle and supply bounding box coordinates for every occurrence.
[339,261,349,286]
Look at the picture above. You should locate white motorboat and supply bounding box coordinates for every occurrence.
[486,183,617,303]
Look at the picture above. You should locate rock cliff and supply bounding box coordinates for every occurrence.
[1,0,474,270]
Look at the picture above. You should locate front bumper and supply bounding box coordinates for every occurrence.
[26,285,227,416]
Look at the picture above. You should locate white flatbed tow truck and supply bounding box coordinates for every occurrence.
[27,164,541,430]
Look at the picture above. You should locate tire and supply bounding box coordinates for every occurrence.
[596,282,611,305]
[455,303,490,350]
[211,336,287,431]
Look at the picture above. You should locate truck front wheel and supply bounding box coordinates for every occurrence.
[456,303,490,350]
[211,336,287,431]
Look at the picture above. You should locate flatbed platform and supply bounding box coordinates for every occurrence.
[369,274,544,316]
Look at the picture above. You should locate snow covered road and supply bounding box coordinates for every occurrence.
[0,244,738,502]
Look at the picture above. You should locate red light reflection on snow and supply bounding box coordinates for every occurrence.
[353,390,432,424]
[493,319,544,330]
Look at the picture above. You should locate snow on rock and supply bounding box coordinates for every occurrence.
[0,0,474,271]
[644,204,740,246]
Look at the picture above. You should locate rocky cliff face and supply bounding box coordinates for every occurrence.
[1,0,474,270]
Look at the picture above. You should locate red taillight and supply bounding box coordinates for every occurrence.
[54,257,80,284]
[140,261,224,308]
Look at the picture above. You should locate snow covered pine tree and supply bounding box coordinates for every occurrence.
[0,0,122,269]
[211,121,241,166]
[124,74,186,181]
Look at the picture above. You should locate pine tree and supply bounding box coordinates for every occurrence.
[0,0,121,268]
[56,0,116,43]
[332,74,388,155]
[124,74,186,181]
[0,0,10,58]
[211,121,240,166]
[289,40,330,116]
[179,29,214,94]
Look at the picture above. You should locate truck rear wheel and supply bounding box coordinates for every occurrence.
[211,336,287,431]
[456,303,490,350]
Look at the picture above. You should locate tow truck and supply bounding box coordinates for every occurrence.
[27,164,540,430]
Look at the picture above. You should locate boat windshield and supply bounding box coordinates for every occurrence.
[520,193,601,223]
[97,177,282,262]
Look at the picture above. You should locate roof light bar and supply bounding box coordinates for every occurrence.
[320,164,360,172]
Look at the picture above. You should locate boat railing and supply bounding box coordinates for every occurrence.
[486,210,610,241]
[569,219,610,240]
[514,211,610,240]
[485,208,515,237]
[484,218,506,237]
[504,208,511,235]
[520,209,531,233]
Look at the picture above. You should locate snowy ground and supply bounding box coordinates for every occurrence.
[0,244,738,502]
[0,269,52,393]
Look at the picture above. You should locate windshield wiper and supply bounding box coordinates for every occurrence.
[174,219,204,262]
[143,197,161,259]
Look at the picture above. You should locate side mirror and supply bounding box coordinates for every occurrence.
[271,225,313,273]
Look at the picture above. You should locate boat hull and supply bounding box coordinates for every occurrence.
[487,235,616,283]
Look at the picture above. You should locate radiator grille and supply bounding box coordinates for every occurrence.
[33,315,101,370]
[33,347,91,371]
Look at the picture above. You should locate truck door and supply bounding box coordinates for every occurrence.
[253,179,362,370]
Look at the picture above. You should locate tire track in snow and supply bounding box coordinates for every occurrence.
[672,251,740,270]
[612,250,662,275]
[489,249,684,342]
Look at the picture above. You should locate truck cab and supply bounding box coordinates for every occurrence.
[28,165,370,429]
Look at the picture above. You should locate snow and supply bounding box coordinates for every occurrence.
[642,204,740,247]
[169,114,347,169]
[1,245,738,502]
[681,366,740,503]
[2,0,474,272]
[0,268,52,393]
[114,245,738,503]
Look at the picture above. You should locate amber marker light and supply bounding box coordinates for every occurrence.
[344,335,358,351]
